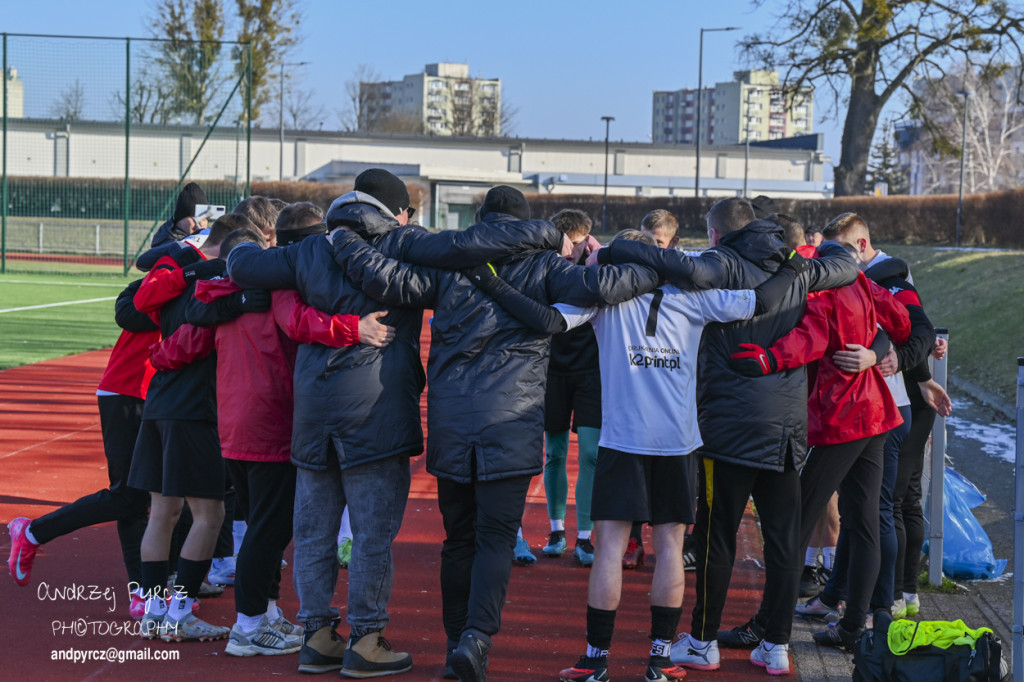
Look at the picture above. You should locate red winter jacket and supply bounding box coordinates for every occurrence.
[150,278,361,462]
[770,267,911,447]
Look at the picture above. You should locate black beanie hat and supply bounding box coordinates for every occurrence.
[479,185,531,221]
[750,195,779,220]
[354,169,411,217]
[173,182,209,223]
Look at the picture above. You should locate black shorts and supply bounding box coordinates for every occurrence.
[128,419,224,499]
[544,372,601,432]
[590,447,695,525]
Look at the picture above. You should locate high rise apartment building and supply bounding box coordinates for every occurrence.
[360,63,501,137]
[652,70,812,145]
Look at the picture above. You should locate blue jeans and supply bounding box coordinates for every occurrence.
[822,405,911,610]
[293,452,411,637]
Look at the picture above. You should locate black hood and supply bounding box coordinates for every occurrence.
[717,219,787,273]
[325,191,401,239]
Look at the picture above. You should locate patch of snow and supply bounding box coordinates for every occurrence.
[945,415,1016,464]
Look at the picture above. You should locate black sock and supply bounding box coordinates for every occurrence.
[176,557,212,599]
[586,606,616,652]
[650,605,682,643]
[140,560,169,597]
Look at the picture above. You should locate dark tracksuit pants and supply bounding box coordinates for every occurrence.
[226,459,295,616]
[437,473,532,642]
[893,400,936,595]
[692,456,802,645]
[785,433,888,632]
[31,394,150,585]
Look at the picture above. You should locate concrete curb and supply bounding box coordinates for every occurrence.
[949,375,1015,421]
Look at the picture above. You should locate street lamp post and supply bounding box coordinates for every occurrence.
[743,88,754,196]
[695,26,740,198]
[601,115,614,233]
[955,90,971,247]
[279,60,310,181]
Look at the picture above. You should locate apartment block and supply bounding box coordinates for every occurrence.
[653,70,812,145]
[360,63,501,137]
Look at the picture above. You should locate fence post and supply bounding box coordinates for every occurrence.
[123,37,131,275]
[1013,357,1024,682]
[2,33,8,274]
[37,221,43,254]
[929,328,949,588]
[95,224,100,256]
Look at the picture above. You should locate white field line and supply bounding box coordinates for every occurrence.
[1,279,125,287]
[0,297,116,313]
[0,423,100,460]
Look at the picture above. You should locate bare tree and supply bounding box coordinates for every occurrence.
[110,62,176,124]
[51,78,85,121]
[336,64,381,132]
[909,62,1024,193]
[284,85,327,130]
[743,0,1024,195]
[500,98,518,137]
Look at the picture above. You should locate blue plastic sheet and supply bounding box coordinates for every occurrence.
[925,466,1006,580]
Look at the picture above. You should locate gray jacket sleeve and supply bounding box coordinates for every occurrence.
[333,231,439,308]
[805,241,858,292]
[226,241,299,290]
[543,255,660,307]
[598,239,728,290]
[395,220,563,268]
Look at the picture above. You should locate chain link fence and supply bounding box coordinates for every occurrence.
[1,33,251,275]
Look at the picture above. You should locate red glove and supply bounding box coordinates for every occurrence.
[730,343,779,376]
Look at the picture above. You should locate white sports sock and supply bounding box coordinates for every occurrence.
[23,523,40,545]
[586,643,608,659]
[167,594,194,622]
[145,596,168,617]
[822,546,836,570]
[577,530,592,541]
[805,547,819,567]
[516,526,525,540]
[338,507,352,543]
[650,638,671,658]
[236,612,264,632]
[550,519,565,533]
[266,600,282,621]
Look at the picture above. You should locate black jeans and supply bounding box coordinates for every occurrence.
[30,394,150,585]
[793,434,887,631]
[437,474,531,641]
[692,456,802,645]
[893,404,935,595]
[227,459,295,616]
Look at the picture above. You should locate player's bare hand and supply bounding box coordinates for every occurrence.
[359,311,396,347]
[833,343,876,373]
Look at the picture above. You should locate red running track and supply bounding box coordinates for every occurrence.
[0,321,780,681]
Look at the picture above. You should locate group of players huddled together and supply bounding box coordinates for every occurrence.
[8,169,951,682]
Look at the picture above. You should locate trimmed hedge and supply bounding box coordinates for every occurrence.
[526,189,1024,248]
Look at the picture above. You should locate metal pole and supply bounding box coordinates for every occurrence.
[2,33,8,274]
[929,328,949,587]
[278,61,284,182]
[1014,356,1024,682]
[743,88,751,196]
[245,42,252,197]
[601,115,614,233]
[124,37,131,274]
[695,29,704,198]
[956,92,969,247]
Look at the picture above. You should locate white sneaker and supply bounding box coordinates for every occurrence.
[891,598,907,620]
[670,633,720,670]
[225,616,301,656]
[208,556,237,586]
[750,641,790,676]
[269,614,303,646]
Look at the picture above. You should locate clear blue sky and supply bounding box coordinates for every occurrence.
[5,0,849,179]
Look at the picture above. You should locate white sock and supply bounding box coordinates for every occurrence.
[232,521,247,556]
[266,600,282,621]
[550,519,565,532]
[805,547,819,566]
[517,526,525,540]
[650,638,671,658]
[577,530,592,541]
[236,611,264,632]
[23,523,40,545]
[167,593,194,622]
[145,595,168,617]
[586,643,608,659]
[822,546,836,570]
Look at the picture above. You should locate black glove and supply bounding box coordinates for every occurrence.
[182,259,225,284]
[462,263,501,295]
[730,343,779,376]
[239,289,271,313]
[753,250,809,315]
[781,249,810,275]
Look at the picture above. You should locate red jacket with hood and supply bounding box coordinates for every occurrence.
[151,278,361,462]
[770,246,911,447]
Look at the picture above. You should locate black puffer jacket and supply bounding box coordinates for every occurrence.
[331,212,660,483]
[226,193,564,472]
[599,220,858,472]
